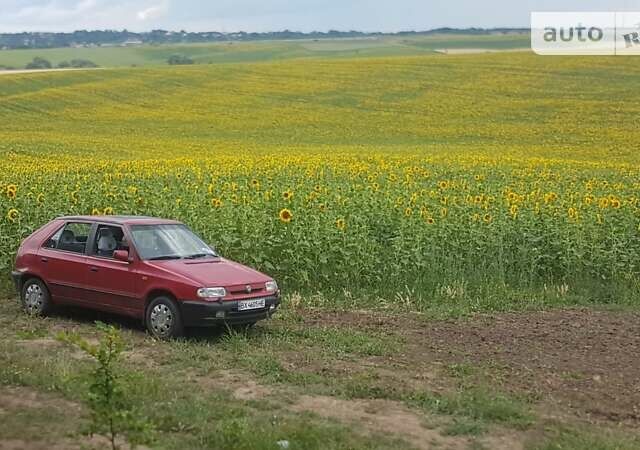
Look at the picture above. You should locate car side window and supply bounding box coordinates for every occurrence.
[93,225,127,259]
[53,222,92,254]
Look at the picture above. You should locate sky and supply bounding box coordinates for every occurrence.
[1,0,640,33]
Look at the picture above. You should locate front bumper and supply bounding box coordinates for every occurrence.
[179,295,280,327]
[11,271,22,293]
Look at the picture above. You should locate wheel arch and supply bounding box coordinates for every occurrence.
[18,273,49,294]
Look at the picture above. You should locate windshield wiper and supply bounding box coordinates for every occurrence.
[147,255,183,261]
[184,253,217,259]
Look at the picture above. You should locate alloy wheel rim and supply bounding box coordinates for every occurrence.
[24,284,44,314]
[150,304,173,336]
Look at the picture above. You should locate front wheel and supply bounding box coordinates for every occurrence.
[21,278,52,316]
[146,296,184,339]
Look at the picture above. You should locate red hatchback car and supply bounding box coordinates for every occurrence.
[11,216,280,338]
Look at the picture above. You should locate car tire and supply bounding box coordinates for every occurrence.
[21,278,52,316]
[146,296,184,339]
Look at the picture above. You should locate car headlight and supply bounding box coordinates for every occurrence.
[265,280,278,293]
[197,287,227,300]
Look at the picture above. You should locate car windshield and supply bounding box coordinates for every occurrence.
[130,224,218,260]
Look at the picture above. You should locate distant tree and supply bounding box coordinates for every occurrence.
[25,57,52,70]
[58,60,71,68]
[70,59,98,68]
[167,54,194,65]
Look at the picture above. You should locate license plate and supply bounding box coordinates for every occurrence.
[238,298,266,311]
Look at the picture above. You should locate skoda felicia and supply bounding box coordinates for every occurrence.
[11,216,280,338]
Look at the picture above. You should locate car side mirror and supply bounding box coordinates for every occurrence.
[113,250,130,263]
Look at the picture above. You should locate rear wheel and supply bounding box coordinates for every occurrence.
[21,278,52,316]
[146,296,184,339]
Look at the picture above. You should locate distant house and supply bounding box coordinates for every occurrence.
[121,39,143,47]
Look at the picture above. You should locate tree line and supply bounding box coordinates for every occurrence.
[0,28,528,50]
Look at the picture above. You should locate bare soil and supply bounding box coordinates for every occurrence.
[301,307,640,426]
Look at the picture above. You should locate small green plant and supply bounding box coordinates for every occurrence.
[57,323,151,450]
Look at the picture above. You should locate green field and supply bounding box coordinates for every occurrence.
[0,33,530,68]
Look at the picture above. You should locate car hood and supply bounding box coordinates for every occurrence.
[147,257,271,287]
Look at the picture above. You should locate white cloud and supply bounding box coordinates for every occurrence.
[137,0,169,21]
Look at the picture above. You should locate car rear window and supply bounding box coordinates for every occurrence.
[44,222,92,254]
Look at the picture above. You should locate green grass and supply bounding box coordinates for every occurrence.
[407,388,534,430]
[0,311,402,449]
[0,34,530,68]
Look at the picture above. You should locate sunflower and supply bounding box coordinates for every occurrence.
[6,208,19,222]
[91,208,101,216]
[483,213,492,224]
[599,198,609,209]
[336,218,346,231]
[279,208,293,223]
[211,197,223,208]
[404,207,413,217]
[544,192,558,204]
[36,193,45,205]
[568,207,578,219]
[318,203,326,212]
[438,180,448,190]
[251,179,260,189]
[70,191,79,203]
[611,199,621,209]
[6,184,17,199]
[510,204,519,217]
[103,206,114,215]
[283,190,294,201]
[425,217,435,225]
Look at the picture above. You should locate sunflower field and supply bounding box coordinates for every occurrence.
[1,52,640,307]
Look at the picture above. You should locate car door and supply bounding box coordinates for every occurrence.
[83,223,143,316]
[38,221,93,305]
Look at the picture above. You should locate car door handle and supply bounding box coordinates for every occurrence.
[40,257,48,263]
[89,266,99,272]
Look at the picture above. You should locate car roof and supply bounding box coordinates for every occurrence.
[56,215,183,226]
